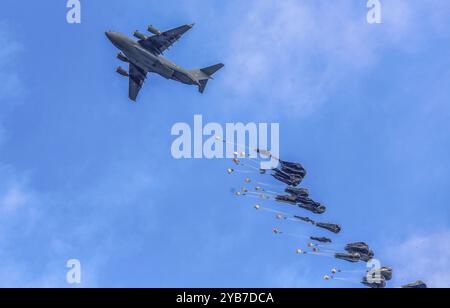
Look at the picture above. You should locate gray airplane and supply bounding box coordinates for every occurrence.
[105,24,224,101]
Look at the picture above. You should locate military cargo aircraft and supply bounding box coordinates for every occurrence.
[106,24,224,101]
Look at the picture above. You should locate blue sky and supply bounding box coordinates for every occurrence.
[0,0,450,288]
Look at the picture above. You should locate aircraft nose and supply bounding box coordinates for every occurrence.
[105,31,114,41]
[105,31,123,48]
[105,31,120,42]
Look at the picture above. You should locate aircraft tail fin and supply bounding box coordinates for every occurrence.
[198,79,209,94]
[191,63,224,94]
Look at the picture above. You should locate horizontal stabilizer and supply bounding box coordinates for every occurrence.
[200,63,224,77]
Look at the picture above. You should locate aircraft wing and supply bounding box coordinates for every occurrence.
[139,24,194,55]
[128,63,147,102]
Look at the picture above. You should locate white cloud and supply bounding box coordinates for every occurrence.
[0,26,80,287]
[387,230,450,288]
[0,22,23,150]
[222,0,450,116]
[0,160,158,287]
[0,23,23,103]
[0,185,29,212]
[0,166,39,234]
[0,165,34,216]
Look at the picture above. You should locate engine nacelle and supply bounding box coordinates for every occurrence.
[117,53,129,63]
[133,31,148,40]
[147,25,162,36]
[116,67,129,77]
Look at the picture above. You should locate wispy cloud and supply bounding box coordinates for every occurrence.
[0,23,23,103]
[0,163,157,287]
[0,23,158,285]
[387,230,450,288]
[0,184,29,213]
[0,24,103,288]
[0,22,24,152]
[0,24,29,217]
[222,0,450,116]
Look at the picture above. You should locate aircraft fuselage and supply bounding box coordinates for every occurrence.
[106,31,198,86]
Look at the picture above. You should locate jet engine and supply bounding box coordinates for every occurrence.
[116,67,129,77]
[117,53,129,63]
[147,25,162,36]
[133,31,148,40]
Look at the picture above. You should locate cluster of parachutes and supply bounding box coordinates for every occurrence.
[225,146,427,289]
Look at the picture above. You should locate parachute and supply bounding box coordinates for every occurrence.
[345,242,375,262]
[316,222,342,234]
[379,267,393,281]
[401,281,428,289]
[335,253,361,263]
[224,144,427,288]
[293,216,341,234]
[285,187,310,198]
[311,237,333,244]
